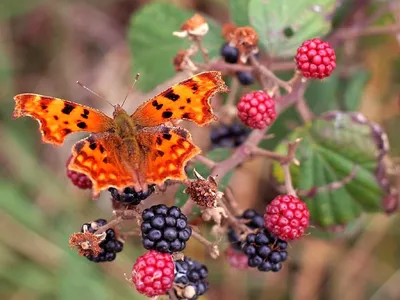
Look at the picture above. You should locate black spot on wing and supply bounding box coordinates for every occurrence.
[157,150,165,157]
[99,145,105,153]
[163,88,180,101]
[163,133,172,140]
[63,128,72,135]
[102,157,108,163]
[64,121,69,125]
[182,113,191,119]
[53,115,59,120]
[74,141,85,153]
[179,106,185,110]
[61,103,75,115]
[77,121,87,129]
[173,127,188,139]
[41,104,48,110]
[156,136,162,145]
[186,98,191,103]
[162,111,173,118]
[89,143,97,150]
[152,100,163,110]
[190,82,199,92]
[81,109,90,119]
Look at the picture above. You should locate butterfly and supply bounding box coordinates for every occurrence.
[13,71,228,197]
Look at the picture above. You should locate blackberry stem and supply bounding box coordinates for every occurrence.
[194,155,216,169]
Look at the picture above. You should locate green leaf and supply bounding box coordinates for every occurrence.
[175,148,234,216]
[229,0,250,26]
[272,111,388,227]
[342,70,370,111]
[0,0,44,20]
[248,0,336,58]
[128,2,223,92]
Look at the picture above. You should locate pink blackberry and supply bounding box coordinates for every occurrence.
[132,250,174,297]
[226,247,249,270]
[264,195,310,241]
[237,91,276,129]
[295,37,336,79]
[66,155,92,189]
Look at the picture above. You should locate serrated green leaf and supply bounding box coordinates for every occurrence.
[248,0,336,58]
[175,148,234,216]
[272,112,387,227]
[128,2,223,92]
[229,0,250,26]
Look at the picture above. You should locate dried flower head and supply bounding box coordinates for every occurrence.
[173,13,209,38]
[172,49,198,72]
[185,169,222,208]
[231,26,259,62]
[69,227,106,257]
[221,22,238,41]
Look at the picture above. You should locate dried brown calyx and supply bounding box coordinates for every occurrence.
[221,22,238,42]
[185,169,222,208]
[69,224,106,257]
[173,13,209,39]
[231,26,259,63]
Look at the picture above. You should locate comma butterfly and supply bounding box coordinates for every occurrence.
[13,71,228,197]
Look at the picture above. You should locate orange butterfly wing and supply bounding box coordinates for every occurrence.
[136,126,200,183]
[13,93,113,145]
[131,71,229,127]
[68,133,143,197]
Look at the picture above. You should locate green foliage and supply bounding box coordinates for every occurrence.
[0,0,44,20]
[248,0,336,57]
[272,112,386,227]
[229,0,250,26]
[128,2,223,92]
[175,148,234,217]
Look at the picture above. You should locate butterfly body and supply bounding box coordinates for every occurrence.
[13,71,228,197]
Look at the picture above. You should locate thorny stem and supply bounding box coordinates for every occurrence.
[225,77,239,107]
[190,227,214,248]
[224,186,242,216]
[283,164,297,197]
[295,96,314,123]
[94,216,123,234]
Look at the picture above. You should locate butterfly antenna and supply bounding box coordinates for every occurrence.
[76,81,114,108]
[121,73,140,108]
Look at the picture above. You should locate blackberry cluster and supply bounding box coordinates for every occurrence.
[210,121,250,149]
[141,204,192,253]
[242,228,288,272]
[220,42,256,85]
[109,184,155,205]
[174,257,209,300]
[227,209,264,251]
[81,219,123,263]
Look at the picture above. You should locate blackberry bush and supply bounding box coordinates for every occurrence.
[141,204,192,253]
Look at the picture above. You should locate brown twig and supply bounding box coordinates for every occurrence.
[94,216,123,234]
[190,227,220,258]
[194,154,216,169]
[193,38,209,63]
[295,96,314,122]
[223,186,242,216]
[335,23,400,39]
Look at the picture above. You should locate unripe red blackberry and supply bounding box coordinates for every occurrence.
[132,250,174,297]
[264,194,310,241]
[295,37,336,79]
[237,91,276,129]
[66,155,92,189]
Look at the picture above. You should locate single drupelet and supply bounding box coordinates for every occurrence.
[173,256,209,300]
[81,219,123,262]
[295,37,336,79]
[264,194,310,241]
[132,250,175,297]
[141,204,192,253]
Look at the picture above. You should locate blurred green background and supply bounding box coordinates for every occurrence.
[1,0,400,299]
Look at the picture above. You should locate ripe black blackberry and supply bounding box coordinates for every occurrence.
[220,42,239,64]
[242,228,288,272]
[210,121,251,149]
[141,204,192,253]
[81,219,124,263]
[236,71,255,85]
[109,184,155,205]
[173,256,209,300]
[227,209,264,251]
